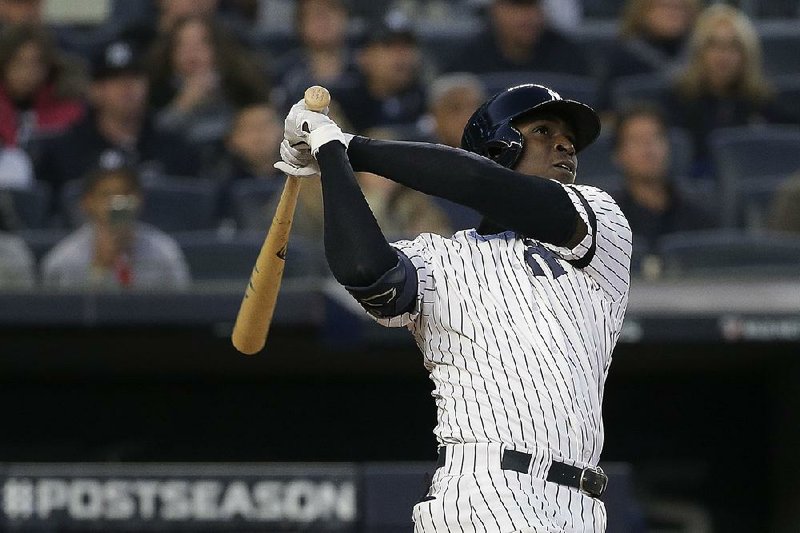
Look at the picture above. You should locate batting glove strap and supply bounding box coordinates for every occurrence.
[273,160,319,177]
[308,123,348,157]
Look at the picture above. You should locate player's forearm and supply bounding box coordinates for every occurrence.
[315,142,399,287]
[347,137,577,245]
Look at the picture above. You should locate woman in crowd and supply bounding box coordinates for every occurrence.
[273,0,357,112]
[0,24,85,148]
[147,15,269,144]
[666,4,799,178]
[601,0,699,111]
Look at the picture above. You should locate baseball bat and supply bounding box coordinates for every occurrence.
[231,86,331,355]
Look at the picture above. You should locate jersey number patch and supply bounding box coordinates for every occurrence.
[525,244,566,279]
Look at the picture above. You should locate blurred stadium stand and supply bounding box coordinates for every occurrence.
[710,125,800,227]
[577,127,692,187]
[227,178,282,231]
[610,73,671,111]
[658,229,800,277]
[1,181,52,229]
[479,71,600,108]
[175,230,324,283]
[2,2,800,532]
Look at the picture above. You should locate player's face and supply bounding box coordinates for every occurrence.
[513,115,578,184]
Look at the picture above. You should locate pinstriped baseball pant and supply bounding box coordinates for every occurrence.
[412,443,606,532]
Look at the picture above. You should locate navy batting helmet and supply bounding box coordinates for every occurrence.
[461,84,601,169]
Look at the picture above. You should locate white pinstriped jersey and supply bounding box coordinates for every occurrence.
[374,184,632,467]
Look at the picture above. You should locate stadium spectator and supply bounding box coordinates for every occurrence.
[600,0,699,110]
[147,16,269,145]
[207,101,283,222]
[665,4,800,178]
[443,0,589,76]
[0,24,85,148]
[156,0,219,33]
[0,0,42,28]
[611,104,716,250]
[768,173,800,234]
[32,39,202,211]
[331,15,426,133]
[41,166,190,291]
[273,0,357,113]
[419,73,487,147]
[0,229,35,288]
[209,102,283,183]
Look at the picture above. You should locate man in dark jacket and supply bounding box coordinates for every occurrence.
[444,0,590,76]
[32,39,202,218]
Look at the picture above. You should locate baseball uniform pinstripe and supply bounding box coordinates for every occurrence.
[373,184,631,532]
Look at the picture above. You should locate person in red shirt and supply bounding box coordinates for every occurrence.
[0,24,85,147]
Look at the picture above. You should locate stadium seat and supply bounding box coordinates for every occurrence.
[774,74,800,115]
[478,71,600,108]
[140,177,221,233]
[15,228,69,262]
[61,177,222,232]
[574,24,618,79]
[3,181,52,229]
[710,126,800,227]
[760,29,800,77]
[227,178,283,231]
[174,230,325,283]
[610,73,670,111]
[59,178,84,227]
[658,229,800,278]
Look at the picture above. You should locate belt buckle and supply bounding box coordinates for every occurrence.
[579,465,608,497]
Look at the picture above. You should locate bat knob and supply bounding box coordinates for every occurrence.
[304,86,331,113]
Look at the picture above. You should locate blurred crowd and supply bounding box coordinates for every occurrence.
[1,0,799,291]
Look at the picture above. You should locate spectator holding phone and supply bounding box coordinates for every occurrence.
[41,166,190,291]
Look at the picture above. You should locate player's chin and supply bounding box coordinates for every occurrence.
[545,167,577,185]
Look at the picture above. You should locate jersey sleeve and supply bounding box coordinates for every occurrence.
[544,184,632,302]
[369,234,436,328]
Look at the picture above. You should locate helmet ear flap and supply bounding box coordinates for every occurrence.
[485,122,524,168]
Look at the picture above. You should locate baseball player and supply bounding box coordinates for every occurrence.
[277,84,632,532]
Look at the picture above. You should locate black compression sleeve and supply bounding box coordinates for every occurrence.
[347,137,577,246]
[315,142,399,287]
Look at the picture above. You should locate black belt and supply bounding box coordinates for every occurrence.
[436,447,608,498]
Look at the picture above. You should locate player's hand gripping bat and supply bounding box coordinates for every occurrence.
[231,86,330,355]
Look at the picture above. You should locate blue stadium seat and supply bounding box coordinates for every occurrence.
[479,71,600,108]
[15,228,69,262]
[574,25,618,79]
[227,178,283,231]
[140,177,221,232]
[610,73,670,111]
[761,29,800,77]
[4,181,52,229]
[658,229,800,277]
[174,230,324,283]
[61,177,222,232]
[59,179,84,227]
[710,126,800,227]
[774,74,800,115]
